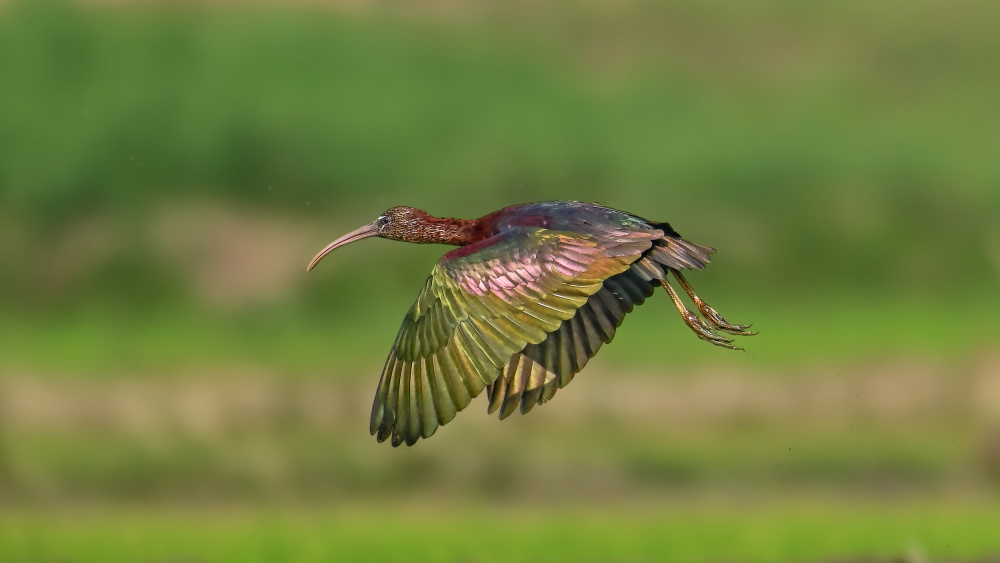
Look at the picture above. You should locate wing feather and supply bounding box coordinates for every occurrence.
[568,314,592,375]
[370,352,395,434]
[489,266,659,415]
[429,354,457,425]
[519,360,549,415]
[418,358,439,438]
[499,355,528,419]
[448,334,489,396]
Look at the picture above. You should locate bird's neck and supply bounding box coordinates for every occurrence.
[408,214,479,246]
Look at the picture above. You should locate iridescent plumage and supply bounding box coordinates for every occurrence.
[308,201,754,446]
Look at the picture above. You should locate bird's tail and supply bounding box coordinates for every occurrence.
[643,221,715,271]
[650,236,715,272]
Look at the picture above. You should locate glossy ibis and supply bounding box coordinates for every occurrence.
[308,201,754,446]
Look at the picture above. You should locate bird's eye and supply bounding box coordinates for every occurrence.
[377,216,388,230]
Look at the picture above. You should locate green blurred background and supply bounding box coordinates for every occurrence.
[2,0,999,561]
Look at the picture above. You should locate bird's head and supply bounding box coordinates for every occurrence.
[307,206,428,271]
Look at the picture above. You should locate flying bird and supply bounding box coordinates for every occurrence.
[308,201,754,446]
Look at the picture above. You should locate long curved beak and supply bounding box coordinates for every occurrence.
[307,220,381,271]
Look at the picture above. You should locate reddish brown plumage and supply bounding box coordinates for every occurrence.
[378,207,479,246]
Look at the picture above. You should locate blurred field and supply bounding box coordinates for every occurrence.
[2,0,999,561]
[4,501,1000,563]
[3,355,1000,499]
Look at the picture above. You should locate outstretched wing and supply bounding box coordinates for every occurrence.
[371,223,662,446]
[485,234,715,417]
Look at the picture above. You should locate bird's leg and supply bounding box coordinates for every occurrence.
[669,269,756,336]
[659,277,742,351]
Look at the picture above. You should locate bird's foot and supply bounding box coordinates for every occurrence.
[668,269,756,337]
[660,276,745,351]
[680,310,743,351]
[695,302,757,336]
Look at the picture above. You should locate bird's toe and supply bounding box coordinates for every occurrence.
[699,304,757,336]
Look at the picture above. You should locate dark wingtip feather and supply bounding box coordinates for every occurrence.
[486,380,504,414]
[520,386,543,414]
[498,356,526,420]
[498,397,520,420]
[370,354,397,435]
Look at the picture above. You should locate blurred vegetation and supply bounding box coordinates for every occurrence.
[3,0,1000,287]
[1,0,999,560]
[1,0,999,374]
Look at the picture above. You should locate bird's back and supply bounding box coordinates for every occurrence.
[485,201,665,240]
